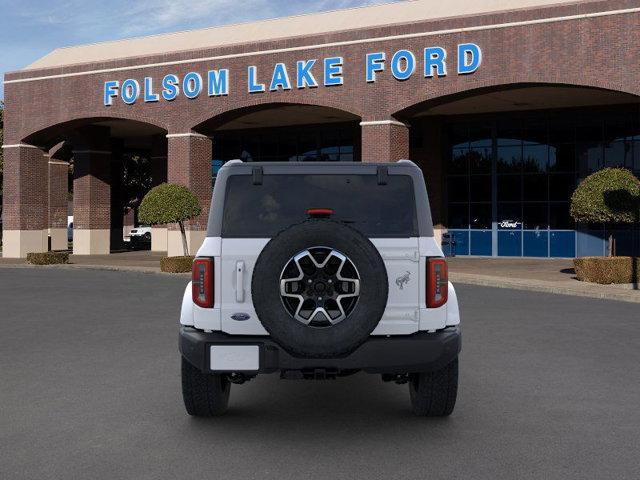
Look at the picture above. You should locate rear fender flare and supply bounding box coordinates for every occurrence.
[180,282,195,326]
[446,282,460,326]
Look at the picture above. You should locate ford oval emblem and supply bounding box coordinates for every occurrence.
[231,313,251,321]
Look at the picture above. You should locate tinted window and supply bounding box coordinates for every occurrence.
[222,174,418,237]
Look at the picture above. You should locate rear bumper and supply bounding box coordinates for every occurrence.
[179,326,461,375]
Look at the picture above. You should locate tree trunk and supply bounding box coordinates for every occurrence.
[178,221,189,256]
[608,233,614,257]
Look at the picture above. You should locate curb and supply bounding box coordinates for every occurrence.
[450,272,640,304]
[0,263,190,276]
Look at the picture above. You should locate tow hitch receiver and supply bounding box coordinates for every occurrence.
[281,369,339,380]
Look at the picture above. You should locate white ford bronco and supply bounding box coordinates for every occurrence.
[179,160,461,416]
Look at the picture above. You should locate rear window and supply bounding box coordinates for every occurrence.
[222,174,418,238]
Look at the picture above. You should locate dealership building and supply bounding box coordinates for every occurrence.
[2,0,640,258]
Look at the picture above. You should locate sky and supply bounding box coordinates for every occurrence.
[0,0,402,100]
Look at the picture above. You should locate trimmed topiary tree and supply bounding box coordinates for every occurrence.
[139,183,202,256]
[570,168,640,256]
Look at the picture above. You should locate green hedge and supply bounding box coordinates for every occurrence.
[574,256,640,284]
[27,251,70,265]
[160,256,194,273]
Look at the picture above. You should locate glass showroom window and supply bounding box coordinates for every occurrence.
[445,106,640,258]
[213,124,358,165]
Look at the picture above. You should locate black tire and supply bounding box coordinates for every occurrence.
[143,232,151,241]
[252,219,388,358]
[181,358,231,417]
[409,357,459,417]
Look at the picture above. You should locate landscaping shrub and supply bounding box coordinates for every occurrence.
[574,256,640,284]
[160,256,194,273]
[26,251,69,265]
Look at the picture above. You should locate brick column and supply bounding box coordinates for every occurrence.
[151,134,168,186]
[48,159,69,251]
[72,127,112,255]
[166,132,212,257]
[360,120,410,163]
[150,134,168,252]
[410,118,445,244]
[48,143,71,252]
[1,144,48,258]
[72,149,111,254]
[110,146,125,251]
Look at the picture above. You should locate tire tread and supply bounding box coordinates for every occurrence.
[409,357,458,417]
[181,358,231,417]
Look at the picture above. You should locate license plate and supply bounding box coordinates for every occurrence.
[210,345,259,372]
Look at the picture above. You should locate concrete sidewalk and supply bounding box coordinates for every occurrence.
[0,251,172,274]
[1,251,639,303]
[448,257,640,303]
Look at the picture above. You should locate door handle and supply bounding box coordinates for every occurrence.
[236,261,245,302]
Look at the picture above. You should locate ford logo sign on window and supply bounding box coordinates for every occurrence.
[499,220,521,229]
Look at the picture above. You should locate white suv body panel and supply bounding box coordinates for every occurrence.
[181,234,458,335]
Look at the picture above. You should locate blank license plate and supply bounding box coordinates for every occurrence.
[210,345,259,371]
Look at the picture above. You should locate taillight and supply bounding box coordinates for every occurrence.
[427,258,448,308]
[192,258,214,308]
[306,208,334,218]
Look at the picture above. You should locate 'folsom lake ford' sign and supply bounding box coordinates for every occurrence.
[103,43,482,106]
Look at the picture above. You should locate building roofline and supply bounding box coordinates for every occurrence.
[4,2,635,86]
[34,0,406,56]
[18,0,597,72]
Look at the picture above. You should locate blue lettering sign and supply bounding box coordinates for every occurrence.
[366,52,385,83]
[270,63,292,91]
[390,50,415,81]
[144,77,159,102]
[296,60,318,89]
[104,80,119,106]
[183,72,203,99]
[208,69,229,96]
[248,66,265,93]
[161,74,179,101]
[324,57,343,86]
[121,79,140,104]
[424,47,447,77]
[101,45,483,105]
[458,43,482,74]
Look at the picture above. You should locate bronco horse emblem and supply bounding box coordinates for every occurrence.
[395,271,411,290]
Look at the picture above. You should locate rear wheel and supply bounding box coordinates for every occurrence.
[409,357,458,417]
[181,358,231,417]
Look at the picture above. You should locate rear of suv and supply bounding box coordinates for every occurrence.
[179,160,461,417]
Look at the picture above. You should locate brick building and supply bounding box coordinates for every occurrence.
[3,0,640,258]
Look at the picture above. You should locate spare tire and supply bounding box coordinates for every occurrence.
[252,219,388,358]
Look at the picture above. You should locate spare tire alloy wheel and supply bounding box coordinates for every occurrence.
[252,220,388,358]
[280,247,360,327]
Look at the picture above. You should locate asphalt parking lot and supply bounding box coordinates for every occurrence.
[1,268,639,480]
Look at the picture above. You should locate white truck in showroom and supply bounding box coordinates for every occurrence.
[179,160,461,417]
